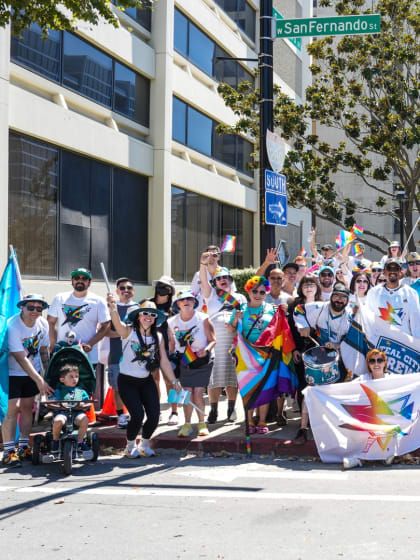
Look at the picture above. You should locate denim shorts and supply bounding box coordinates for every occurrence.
[106,364,120,390]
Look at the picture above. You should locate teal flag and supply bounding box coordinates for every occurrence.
[0,254,21,422]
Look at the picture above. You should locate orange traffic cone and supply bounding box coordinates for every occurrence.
[86,403,96,424]
[100,388,128,417]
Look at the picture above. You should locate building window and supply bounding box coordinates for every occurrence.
[112,0,152,31]
[174,8,253,89]
[171,186,254,282]
[213,0,256,42]
[11,26,150,127]
[172,97,254,177]
[9,132,148,281]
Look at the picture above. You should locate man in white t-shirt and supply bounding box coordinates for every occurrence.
[2,294,53,468]
[47,268,110,365]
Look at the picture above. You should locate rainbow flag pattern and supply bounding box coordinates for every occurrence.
[216,289,241,308]
[351,243,363,256]
[235,308,297,410]
[221,235,236,253]
[298,248,307,257]
[307,263,320,274]
[335,229,356,250]
[182,344,197,366]
[351,224,364,236]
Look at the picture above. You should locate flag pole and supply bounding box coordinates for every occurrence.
[244,404,252,458]
[9,245,24,297]
[402,216,420,255]
[100,262,111,293]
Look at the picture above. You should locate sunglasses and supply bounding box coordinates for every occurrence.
[369,357,385,364]
[372,268,382,272]
[408,261,420,266]
[179,297,195,302]
[386,267,400,272]
[139,311,158,318]
[356,279,369,284]
[119,285,134,291]
[26,305,44,312]
[251,289,266,295]
[377,278,386,283]
[216,275,230,281]
[320,272,334,277]
[73,275,89,281]
[302,283,316,288]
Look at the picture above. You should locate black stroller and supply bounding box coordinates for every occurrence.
[32,344,99,475]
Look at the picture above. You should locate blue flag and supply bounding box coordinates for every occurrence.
[0,254,21,422]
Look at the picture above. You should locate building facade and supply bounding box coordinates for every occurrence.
[1,0,312,301]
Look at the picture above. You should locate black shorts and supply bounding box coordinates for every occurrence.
[8,376,39,400]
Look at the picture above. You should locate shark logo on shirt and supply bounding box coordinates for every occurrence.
[379,302,404,326]
[130,342,155,365]
[22,331,42,358]
[173,326,196,348]
[61,304,91,327]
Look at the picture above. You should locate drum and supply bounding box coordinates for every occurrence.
[302,346,340,385]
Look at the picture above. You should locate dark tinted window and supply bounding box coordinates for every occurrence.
[9,132,148,281]
[112,168,148,282]
[172,97,187,144]
[63,33,113,106]
[214,0,256,41]
[172,97,253,176]
[174,9,188,56]
[123,0,152,30]
[171,186,253,281]
[8,132,58,276]
[11,24,61,81]
[174,8,253,88]
[11,26,150,126]
[114,61,149,126]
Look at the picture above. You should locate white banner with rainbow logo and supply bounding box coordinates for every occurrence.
[304,374,420,463]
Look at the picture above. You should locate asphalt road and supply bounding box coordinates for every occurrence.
[1,452,420,560]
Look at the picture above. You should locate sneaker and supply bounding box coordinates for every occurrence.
[227,409,237,422]
[117,413,128,428]
[256,422,269,434]
[77,442,94,460]
[138,442,156,457]
[41,453,55,464]
[2,450,22,468]
[343,457,362,469]
[197,422,209,436]
[383,456,394,466]
[207,408,218,424]
[17,446,32,461]
[168,412,179,426]
[177,423,193,438]
[124,445,141,459]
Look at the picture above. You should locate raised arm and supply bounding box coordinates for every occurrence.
[106,293,131,339]
[256,248,279,277]
[199,252,213,299]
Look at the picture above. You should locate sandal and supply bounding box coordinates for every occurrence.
[247,421,256,435]
[256,422,269,434]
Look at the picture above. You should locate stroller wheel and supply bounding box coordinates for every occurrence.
[62,439,73,475]
[32,435,44,465]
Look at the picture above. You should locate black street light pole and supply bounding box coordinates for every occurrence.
[259,0,275,260]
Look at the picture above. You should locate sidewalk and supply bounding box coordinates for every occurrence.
[30,394,318,457]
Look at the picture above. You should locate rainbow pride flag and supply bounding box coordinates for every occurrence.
[216,289,241,308]
[351,224,364,236]
[298,248,307,257]
[221,235,236,253]
[235,308,297,410]
[182,344,197,366]
[335,230,356,250]
[351,243,363,256]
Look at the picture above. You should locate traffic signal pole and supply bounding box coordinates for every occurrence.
[259,0,276,260]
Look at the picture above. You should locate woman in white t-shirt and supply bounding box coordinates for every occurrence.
[348,271,371,312]
[107,296,181,458]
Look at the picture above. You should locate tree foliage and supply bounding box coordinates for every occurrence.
[218,0,419,251]
[0,1,153,36]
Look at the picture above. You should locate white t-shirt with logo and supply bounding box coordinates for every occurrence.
[119,331,162,379]
[8,314,50,376]
[48,291,110,363]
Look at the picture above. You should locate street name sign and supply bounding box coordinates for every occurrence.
[276,14,381,39]
[265,169,287,227]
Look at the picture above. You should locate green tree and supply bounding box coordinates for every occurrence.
[218,0,419,251]
[0,1,153,36]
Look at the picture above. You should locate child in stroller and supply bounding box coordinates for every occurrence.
[32,343,99,474]
[48,362,93,460]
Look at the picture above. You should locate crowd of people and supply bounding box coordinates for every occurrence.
[2,228,420,468]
